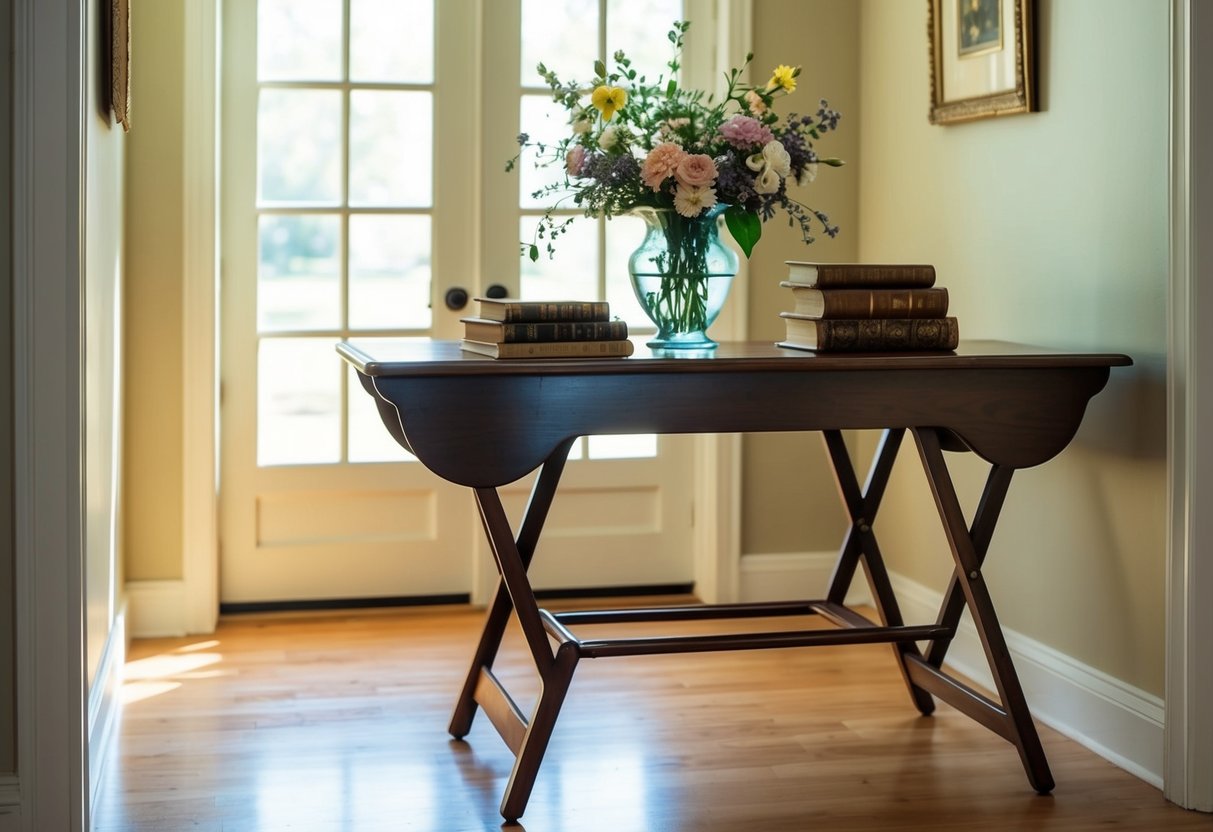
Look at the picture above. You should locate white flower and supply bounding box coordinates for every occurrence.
[745,141,791,194]
[598,125,620,150]
[754,166,781,194]
[762,140,792,178]
[571,117,592,135]
[797,162,819,186]
[673,183,717,217]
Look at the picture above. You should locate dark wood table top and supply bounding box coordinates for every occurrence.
[338,338,1132,378]
[338,339,1132,487]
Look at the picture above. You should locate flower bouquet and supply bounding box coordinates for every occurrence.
[509,21,842,348]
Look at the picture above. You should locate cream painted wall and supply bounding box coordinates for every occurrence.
[1,0,16,776]
[85,0,126,686]
[742,1,860,555]
[857,0,1168,694]
[123,0,185,582]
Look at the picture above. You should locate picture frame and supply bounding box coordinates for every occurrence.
[929,0,1035,125]
[110,0,131,131]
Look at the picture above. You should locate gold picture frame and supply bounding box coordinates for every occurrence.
[929,0,1035,124]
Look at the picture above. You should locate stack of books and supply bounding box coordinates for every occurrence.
[775,262,959,353]
[460,297,634,359]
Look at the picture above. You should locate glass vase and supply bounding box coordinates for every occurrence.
[627,205,739,350]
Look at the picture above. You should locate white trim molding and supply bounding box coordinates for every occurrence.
[181,0,221,636]
[125,580,188,639]
[686,0,750,605]
[86,603,125,813]
[1165,0,1213,812]
[12,0,88,827]
[891,572,1166,788]
[737,550,871,607]
[692,434,742,604]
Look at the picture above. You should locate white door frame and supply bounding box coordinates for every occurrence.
[1164,0,1213,812]
[11,0,88,828]
[180,0,222,636]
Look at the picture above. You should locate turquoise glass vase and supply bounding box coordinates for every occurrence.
[627,205,739,350]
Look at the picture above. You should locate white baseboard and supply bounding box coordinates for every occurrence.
[88,601,126,813]
[125,580,187,638]
[889,572,1165,788]
[738,551,872,606]
[0,776,20,830]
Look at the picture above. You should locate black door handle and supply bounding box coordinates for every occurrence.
[484,283,509,299]
[444,287,469,311]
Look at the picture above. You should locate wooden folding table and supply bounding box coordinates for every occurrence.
[337,339,1130,822]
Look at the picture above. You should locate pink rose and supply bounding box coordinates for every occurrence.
[641,142,686,191]
[674,153,718,189]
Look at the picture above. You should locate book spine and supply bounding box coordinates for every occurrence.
[818,318,959,351]
[793,265,937,288]
[498,301,611,322]
[498,320,629,342]
[496,339,635,358]
[814,288,949,319]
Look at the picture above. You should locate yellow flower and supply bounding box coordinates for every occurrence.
[767,65,799,93]
[590,85,628,121]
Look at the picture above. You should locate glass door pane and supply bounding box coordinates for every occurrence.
[254,0,437,467]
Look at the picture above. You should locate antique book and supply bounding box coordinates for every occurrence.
[779,283,949,319]
[461,316,628,343]
[784,262,937,288]
[460,338,635,359]
[777,314,959,352]
[474,297,611,323]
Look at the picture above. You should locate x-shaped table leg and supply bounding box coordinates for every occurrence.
[823,427,1054,795]
[447,438,580,822]
[822,428,935,715]
[448,437,575,739]
[911,427,1054,793]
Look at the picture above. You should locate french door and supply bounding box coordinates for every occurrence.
[219,0,702,605]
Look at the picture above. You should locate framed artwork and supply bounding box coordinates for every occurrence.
[110,0,131,131]
[929,0,1035,124]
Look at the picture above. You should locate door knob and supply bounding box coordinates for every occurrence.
[444,287,469,311]
[484,283,509,299]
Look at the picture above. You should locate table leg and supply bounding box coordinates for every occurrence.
[444,439,580,821]
[822,429,935,716]
[911,427,1055,794]
[924,461,1013,670]
[473,484,581,822]
[448,438,575,738]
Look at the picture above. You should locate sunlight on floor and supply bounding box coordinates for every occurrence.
[120,641,230,705]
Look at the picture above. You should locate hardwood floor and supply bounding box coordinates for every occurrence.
[94,603,1210,831]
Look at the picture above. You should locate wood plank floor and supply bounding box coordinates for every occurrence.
[94,603,1211,831]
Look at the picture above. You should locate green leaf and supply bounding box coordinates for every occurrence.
[529,244,540,262]
[594,60,607,79]
[724,206,762,259]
